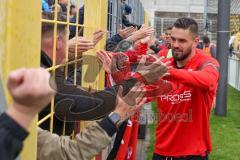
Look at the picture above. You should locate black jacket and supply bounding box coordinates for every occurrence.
[0,77,28,160]
[0,114,28,160]
[39,51,137,135]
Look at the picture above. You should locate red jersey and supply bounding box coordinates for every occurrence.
[158,49,169,58]
[111,49,220,157]
[153,50,220,156]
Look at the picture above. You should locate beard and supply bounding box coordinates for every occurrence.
[172,47,192,61]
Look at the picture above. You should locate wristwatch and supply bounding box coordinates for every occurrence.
[114,39,133,52]
[108,112,121,127]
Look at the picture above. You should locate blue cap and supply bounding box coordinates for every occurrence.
[125,4,132,15]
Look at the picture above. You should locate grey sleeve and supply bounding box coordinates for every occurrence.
[37,122,112,160]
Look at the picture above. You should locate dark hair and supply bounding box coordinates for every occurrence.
[70,5,76,15]
[202,36,210,44]
[173,17,198,36]
[70,5,76,9]
[167,26,172,30]
[41,12,67,37]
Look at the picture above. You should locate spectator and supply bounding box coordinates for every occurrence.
[121,0,141,29]
[58,0,68,12]
[42,0,51,12]
[229,31,236,57]
[158,26,173,58]
[202,35,217,58]
[70,5,77,18]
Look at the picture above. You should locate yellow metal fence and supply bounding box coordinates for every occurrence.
[0,0,148,159]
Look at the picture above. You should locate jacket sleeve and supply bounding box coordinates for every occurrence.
[106,34,123,51]
[53,70,137,121]
[165,61,220,90]
[0,113,28,160]
[37,120,114,160]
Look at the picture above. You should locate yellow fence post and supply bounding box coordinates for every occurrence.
[144,10,149,27]
[82,0,107,91]
[81,1,108,159]
[0,0,41,159]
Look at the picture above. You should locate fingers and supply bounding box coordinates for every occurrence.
[97,50,109,64]
[96,50,112,73]
[9,68,52,100]
[97,50,110,61]
[93,29,104,35]
[96,51,104,63]
[148,56,165,68]
[131,83,145,99]
[119,26,136,39]
[69,37,95,52]
[93,30,105,45]
[117,86,123,98]
[163,72,171,77]
[76,41,94,47]
[129,26,154,42]
[122,26,135,33]
[7,68,26,90]
[125,83,144,99]
[137,56,147,69]
[135,97,147,110]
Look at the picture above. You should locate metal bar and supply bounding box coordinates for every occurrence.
[37,113,53,125]
[215,0,230,116]
[49,0,59,133]
[45,58,83,72]
[64,0,71,81]
[73,0,81,85]
[41,19,85,27]
[81,1,108,159]
[82,0,107,91]
[145,10,149,27]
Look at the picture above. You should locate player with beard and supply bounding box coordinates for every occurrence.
[151,17,220,160]
[100,17,220,160]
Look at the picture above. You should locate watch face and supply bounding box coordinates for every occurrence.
[109,112,121,124]
[115,40,132,52]
[118,41,132,52]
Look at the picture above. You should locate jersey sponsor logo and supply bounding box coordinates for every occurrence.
[160,90,191,104]
[158,109,193,122]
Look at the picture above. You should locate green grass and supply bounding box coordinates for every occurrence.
[147,101,158,159]
[210,86,240,160]
[146,86,240,160]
